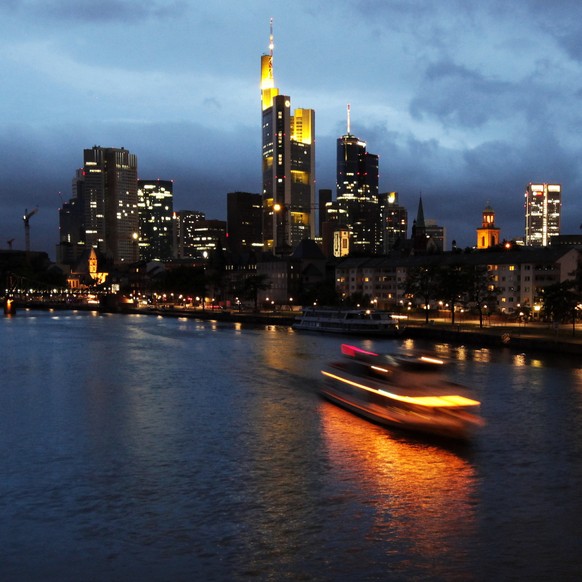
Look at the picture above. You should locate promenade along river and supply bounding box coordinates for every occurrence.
[2,310,582,581]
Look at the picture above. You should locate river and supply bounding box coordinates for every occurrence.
[1,310,582,581]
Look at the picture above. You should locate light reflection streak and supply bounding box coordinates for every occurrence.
[321,402,477,576]
[472,348,492,363]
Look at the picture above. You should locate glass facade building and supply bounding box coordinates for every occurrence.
[336,114,381,255]
[524,183,561,247]
[137,179,174,261]
[58,147,138,265]
[260,25,315,254]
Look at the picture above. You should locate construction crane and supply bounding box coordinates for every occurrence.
[7,238,14,250]
[23,207,38,253]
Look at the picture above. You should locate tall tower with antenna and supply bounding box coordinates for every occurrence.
[261,19,316,254]
[336,105,381,254]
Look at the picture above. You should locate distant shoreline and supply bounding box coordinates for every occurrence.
[8,302,582,356]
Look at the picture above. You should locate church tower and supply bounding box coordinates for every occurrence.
[476,204,501,249]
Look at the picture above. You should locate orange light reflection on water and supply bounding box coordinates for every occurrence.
[321,402,478,573]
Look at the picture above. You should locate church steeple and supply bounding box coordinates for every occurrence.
[476,203,501,249]
[416,194,426,228]
[411,194,428,252]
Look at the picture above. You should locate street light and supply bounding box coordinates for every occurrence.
[201,250,208,311]
[132,232,139,262]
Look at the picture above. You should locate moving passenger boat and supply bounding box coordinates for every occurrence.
[293,307,401,336]
[321,344,485,441]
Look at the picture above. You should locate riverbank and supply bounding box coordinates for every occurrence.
[7,301,582,355]
[403,320,582,355]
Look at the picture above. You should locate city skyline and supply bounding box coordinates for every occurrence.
[2,1,582,258]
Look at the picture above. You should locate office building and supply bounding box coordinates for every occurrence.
[175,210,205,258]
[57,175,85,265]
[227,191,263,258]
[524,183,561,246]
[189,219,227,259]
[261,20,315,254]
[137,179,174,261]
[318,189,332,236]
[379,192,408,253]
[336,105,381,255]
[58,147,138,265]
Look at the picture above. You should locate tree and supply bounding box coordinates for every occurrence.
[158,266,205,296]
[541,280,578,325]
[239,274,271,311]
[437,264,470,325]
[403,264,440,323]
[465,264,500,328]
[344,291,371,308]
[299,279,340,307]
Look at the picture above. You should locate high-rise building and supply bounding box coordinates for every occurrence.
[85,146,138,264]
[174,210,205,258]
[227,192,263,258]
[379,192,408,253]
[57,172,85,265]
[318,189,332,237]
[58,147,138,265]
[137,179,174,261]
[261,20,315,254]
[524,183,561,246]
[476,204,501,249]
[336,105,381,255]
[190,219,227,258]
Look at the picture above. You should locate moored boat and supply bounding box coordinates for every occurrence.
[320,344,485,441]
[293,307,401,336]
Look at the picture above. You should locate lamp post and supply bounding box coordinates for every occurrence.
[201,250,209,311]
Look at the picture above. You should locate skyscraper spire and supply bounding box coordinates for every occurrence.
[261,18,278,110]
[347,103,351,135]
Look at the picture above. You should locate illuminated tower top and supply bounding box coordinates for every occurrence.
[347,103,351,135]
[261,18,279,110]
[476,203,500,249]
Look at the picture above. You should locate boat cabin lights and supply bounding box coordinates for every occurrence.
[420,356,444,365]
[321,371,480,408]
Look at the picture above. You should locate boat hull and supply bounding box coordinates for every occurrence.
[293,308,401,336]
[321,366,483,441]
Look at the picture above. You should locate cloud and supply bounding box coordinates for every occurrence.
[7,0,189,23]
[409,61,515,129]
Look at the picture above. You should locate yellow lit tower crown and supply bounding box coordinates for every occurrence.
[261,18,279,111]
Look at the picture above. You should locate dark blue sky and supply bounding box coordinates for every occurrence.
[1,0,581,258]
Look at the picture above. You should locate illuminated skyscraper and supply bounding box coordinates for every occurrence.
[261,20,315,254]
[379,192,408,252]
[336,105,380,254]
[524,183,561,246]
[58,147,138,265]
[137,179,174,261]
[174,210,205,258]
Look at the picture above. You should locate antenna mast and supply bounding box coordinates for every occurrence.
[269,17,274,57]
[347,103,351,135]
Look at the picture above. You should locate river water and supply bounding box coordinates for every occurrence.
[1,310,582,581]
